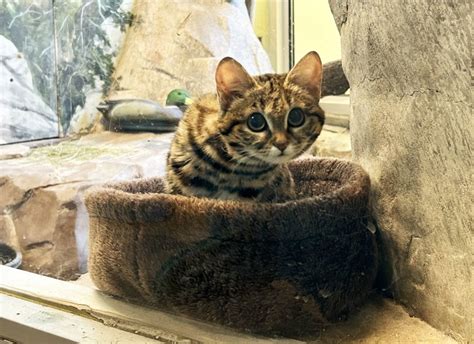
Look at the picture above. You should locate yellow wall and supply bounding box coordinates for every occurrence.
[253,0,269,45]
[294,0,341,64]
[253,0,340,70]
[253,0,276,70]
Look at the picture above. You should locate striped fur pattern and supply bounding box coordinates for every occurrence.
[166,52,325,202]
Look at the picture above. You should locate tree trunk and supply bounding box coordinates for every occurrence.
[329,0,472,341]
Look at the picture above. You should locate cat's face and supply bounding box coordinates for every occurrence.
[215,52,324,165]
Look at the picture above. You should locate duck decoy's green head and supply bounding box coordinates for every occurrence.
[165,89,193,107]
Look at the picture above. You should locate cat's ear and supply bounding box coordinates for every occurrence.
[215,57,256,111]
[284,51,323,100]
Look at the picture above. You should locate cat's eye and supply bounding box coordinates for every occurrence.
[288,108,305,127]
[247,112,267,132]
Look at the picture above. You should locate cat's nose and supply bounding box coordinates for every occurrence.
[273,134,289,152]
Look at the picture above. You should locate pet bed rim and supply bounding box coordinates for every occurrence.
[85,158,370,222]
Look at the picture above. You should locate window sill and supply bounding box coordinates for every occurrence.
[0,266,301,343]
[320,95,350,128]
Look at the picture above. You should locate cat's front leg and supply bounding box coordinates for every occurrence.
[258,166,296,203]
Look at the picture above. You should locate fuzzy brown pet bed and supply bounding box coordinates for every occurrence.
[85,158,377,336]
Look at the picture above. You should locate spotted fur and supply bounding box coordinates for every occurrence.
[166,52,325,202]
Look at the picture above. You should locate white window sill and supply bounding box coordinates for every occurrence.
[320,95,350,128]
[0,266,301,343]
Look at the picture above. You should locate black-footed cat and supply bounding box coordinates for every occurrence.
[166,51,325,202]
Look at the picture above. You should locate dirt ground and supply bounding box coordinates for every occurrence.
[307,296,458,343]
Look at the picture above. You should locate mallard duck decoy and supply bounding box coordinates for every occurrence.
[166,88,193,111]
[97,90,192,132]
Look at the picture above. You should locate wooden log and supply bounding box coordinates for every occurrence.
[321,60,349,97]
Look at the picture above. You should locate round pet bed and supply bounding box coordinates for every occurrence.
[85,158,377,336]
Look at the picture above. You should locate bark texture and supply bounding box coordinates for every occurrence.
[321,60,349,97]
[329,0,472,342]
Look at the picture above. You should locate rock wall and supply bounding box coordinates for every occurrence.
[329,1,472,342]
[0,36,57,143]
[1,1,134,139]
[108,0,272,103]
[0,132,174,280]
